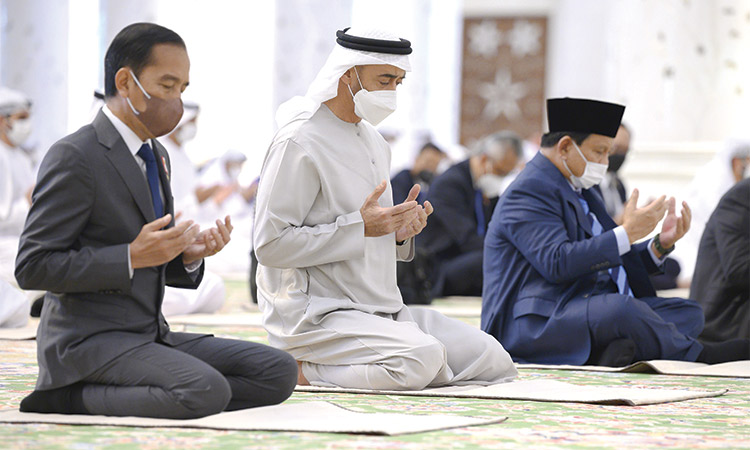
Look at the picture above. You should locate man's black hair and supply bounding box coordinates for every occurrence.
[104,23,185,98]
[418,142,446,155]
[540,131,591,148]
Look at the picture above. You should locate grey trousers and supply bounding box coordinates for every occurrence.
[81,336,297,419]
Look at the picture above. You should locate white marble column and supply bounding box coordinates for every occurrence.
[273,0,353,112]
[0,0,70,160]
[547,0,750,142]
[351,0,463,170]
[100,0,158,47]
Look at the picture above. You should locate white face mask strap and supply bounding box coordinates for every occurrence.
[354,67,364,91]
[571,141,587,162]
[126,97,140,116]
[128,69,151,100]
[561,140,579,178]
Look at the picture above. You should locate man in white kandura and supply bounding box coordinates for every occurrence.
[254,27,517,390]
[0,87,34,328]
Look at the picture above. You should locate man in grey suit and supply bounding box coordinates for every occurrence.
[15,23,297,419]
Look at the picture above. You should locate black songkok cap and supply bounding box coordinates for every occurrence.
[547,98,625,138]
[336,28,412,55]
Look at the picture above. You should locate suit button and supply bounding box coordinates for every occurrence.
[583,294,590,298]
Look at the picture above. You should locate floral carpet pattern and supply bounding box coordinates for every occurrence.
[2,280,748,449]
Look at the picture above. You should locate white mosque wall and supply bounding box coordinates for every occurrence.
[0,0,746,202]
[467,0,748,203]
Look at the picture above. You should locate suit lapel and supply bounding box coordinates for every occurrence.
[93,110,156,223]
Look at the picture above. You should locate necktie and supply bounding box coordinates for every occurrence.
[137,143,164,218]
[576,194,633,296]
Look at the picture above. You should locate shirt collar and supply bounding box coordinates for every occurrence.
[102,104,150,157]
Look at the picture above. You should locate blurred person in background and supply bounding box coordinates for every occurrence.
[0,87,35,245]
[418,131,522,298]
[391,141,449,304]
[597,124,630,222]
[595,123,681,290]
[159,101,226,316]
[391,142,448,205]
[0,87,35,327]
[672,138,750,287]
[197,149,258,275]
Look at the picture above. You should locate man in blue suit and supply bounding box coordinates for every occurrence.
[482,97,749,366]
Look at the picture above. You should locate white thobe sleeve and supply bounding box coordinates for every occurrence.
[254,139,366,269]
[396,238,414,262]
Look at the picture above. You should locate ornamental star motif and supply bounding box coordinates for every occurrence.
[478,69,527,121]
[508,20,542,57]
[468,20,503,57]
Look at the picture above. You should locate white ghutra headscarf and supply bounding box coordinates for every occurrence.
[275,27,412,129]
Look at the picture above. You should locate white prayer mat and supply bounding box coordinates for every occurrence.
[0,401,506,436]
[655,288,690,298]
[295,379,727,406]
[419,296,482,317]
[0,318,37,340]
[517,360,750,378]
[166,313,264,327]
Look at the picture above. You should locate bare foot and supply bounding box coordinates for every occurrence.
[297,360,310,385]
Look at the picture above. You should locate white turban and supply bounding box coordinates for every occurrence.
[175,100,200,129]
[0,87,31,116]
[275,27,412,129]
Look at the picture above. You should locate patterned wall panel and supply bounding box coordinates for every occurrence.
[460,17,547,147]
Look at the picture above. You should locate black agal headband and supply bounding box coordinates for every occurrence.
[336,28,412,55]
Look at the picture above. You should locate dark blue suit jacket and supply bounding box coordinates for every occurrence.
[391,169,416,206]
[481,152,660,364]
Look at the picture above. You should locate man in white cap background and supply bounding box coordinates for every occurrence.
[0,87,34,328]
[159,101,226,317]
[254,27,517,390]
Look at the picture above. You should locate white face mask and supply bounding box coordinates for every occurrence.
[6,117,32,147]
[562,141,608,190]
[436,158,452,175]
[475,162,506,198]
[175,122,197,144]
[227,166,241,181]
[348,67,397,126]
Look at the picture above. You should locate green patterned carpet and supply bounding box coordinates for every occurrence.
[2,280,748,449]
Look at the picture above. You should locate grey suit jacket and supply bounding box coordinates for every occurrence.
[15,110,206,390]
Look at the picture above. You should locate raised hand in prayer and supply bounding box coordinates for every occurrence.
[395,184,433,242]
[657,197,691,249]
[182,215,233,265]
[621,189,668,244]
[130,214,200,269]
[360,180,419,237]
